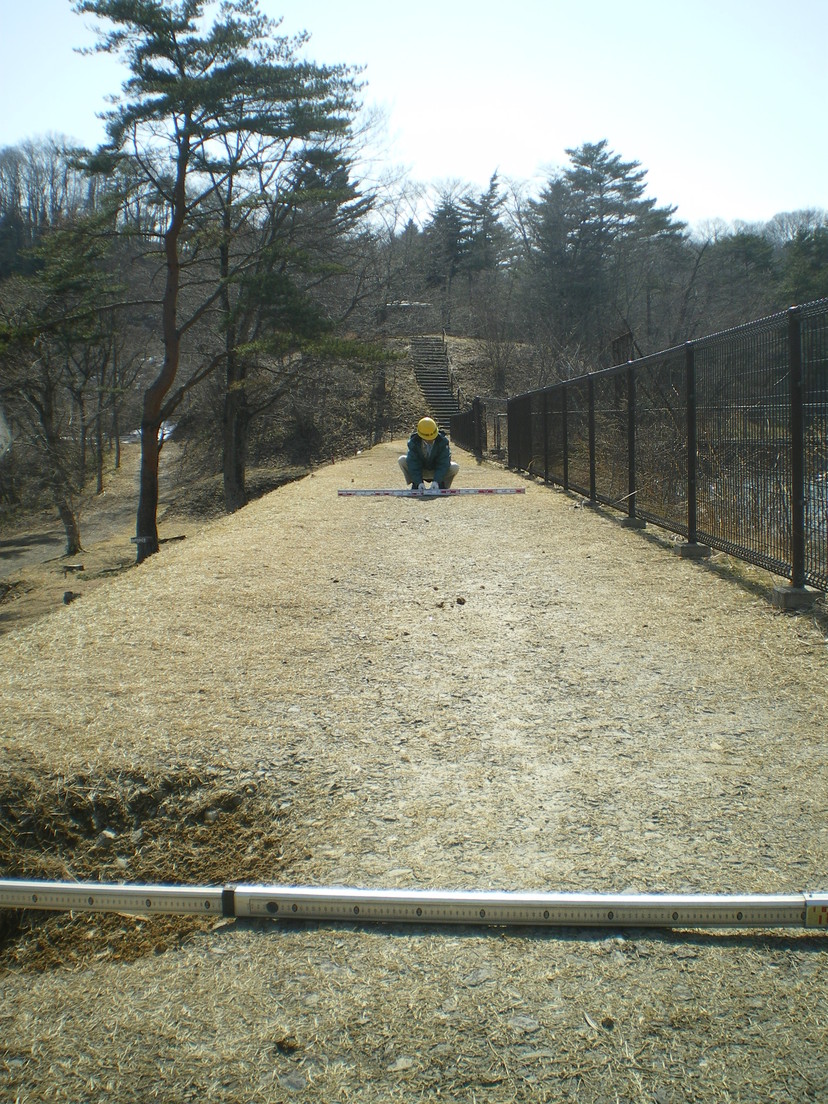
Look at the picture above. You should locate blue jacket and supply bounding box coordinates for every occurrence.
[405,429,452,484]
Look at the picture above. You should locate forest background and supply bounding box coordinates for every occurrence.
[1,0,827,559]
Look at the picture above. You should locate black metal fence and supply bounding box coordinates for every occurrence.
[450,397,509,460]
[506,301,828,592]
[450,398,486,457]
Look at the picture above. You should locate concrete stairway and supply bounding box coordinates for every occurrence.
[410,336,460,432]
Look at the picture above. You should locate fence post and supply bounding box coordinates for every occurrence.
[562,386,569,491]
[627,366,636,518]
[472,396,484,459]
[686,343,697,542]
[772,307,815,607]
[679,341,710,559]
[542,390,549,483]
[621,365,646,529]
[788,307,806,588]
[588,374,596,502]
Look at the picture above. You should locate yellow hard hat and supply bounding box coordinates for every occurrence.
[417,416,439,441]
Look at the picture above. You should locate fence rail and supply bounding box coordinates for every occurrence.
[505,301,828,593]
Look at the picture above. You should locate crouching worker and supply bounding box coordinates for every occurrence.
[399,417,460,494]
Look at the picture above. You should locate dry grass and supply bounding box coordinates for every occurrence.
[1,440,828,1103]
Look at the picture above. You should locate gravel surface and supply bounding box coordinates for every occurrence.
[1,440,827,1103]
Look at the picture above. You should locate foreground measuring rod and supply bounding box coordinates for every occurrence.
[1,880,827,931]
[337,488,526,496]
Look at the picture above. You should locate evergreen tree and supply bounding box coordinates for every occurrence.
[75,0,365,556]
[419,192,463,330]
[460,173,510,278]
[782,225,828,304]
[424,194,467,291]
[526,140,684,363]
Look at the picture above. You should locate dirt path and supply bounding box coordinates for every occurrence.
[1,441,827,1103]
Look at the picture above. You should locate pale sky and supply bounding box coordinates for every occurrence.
[0,0,826,228]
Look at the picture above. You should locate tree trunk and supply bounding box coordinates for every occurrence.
[219,202,249,514]
[135,403,162,563]
[40,365,82,557]
[370,366,387,446]
[57,497,81,557]
[112,345,121,470]
[95,383,104,495]
[223,372,250,513]
[134,129,189,563]
[76,390,89,489]
[113,404,121,470]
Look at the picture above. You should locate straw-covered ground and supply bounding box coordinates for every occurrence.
[1,440,827,1103]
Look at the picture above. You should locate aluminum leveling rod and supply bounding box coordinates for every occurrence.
[337,488,525,497]
[1,880,827,931]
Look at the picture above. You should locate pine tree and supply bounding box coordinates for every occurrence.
[75,0,364,556]
[527,140,684,361]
